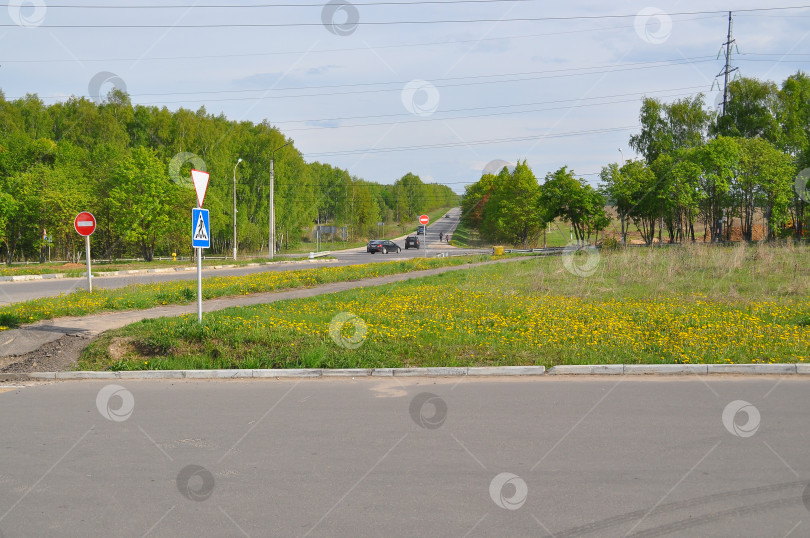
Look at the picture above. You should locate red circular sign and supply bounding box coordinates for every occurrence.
[74,212,96,236]
[419,214,429,225]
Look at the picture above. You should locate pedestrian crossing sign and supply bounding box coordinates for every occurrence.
[192,208,210,248]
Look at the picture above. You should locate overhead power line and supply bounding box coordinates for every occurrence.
[2,5,809,28]
[10,58,717,102]
[0,0,545,7]
[304,125,639,157]
[272,85,708,125]
[0,17,719,65]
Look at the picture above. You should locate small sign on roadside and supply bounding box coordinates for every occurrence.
[192,208,210,249]
[74,211,96,292]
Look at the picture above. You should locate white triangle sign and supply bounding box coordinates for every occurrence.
[191,169,210,208]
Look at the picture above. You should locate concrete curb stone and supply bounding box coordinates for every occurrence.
[392,367,468,376]
[119,370,185,379]
[7,364,809,381]
[55,371,120,379]
[548,365,624,375]
[707,364,797,374]
[322,368,372,377]
[467,366,546,376]
[624,364,708,375]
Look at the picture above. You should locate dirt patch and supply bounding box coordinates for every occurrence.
[108,336,134,360]
[0,333,91,373]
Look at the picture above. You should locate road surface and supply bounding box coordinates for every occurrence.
[0,376,807,537]
[0,208,485,305]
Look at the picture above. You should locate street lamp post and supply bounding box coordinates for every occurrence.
[233,158,242,261]
[269,142,290,259]
[618,148,624,163]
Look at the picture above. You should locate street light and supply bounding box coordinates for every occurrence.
[618,148,624,163]
[233,158,243,261]
[269,141,291,259]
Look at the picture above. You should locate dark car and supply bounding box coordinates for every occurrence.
[367,240,402,254]
[405,236,420,249]
[444,214,450,219]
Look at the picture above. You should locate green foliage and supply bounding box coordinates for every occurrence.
[463,162,609,247]
[540,166,609,245]
[0,90,456,262]
[480,161,545,247]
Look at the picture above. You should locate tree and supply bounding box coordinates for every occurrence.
[539,166,608,245]
[696,137,740,242]
[107,147,181,261]
[480,161,544,247]
[713,77,780,142]
[629,95,711,165]
[737,137,795,239]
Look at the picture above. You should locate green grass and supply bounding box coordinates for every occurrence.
[448,219,584,249]
[448,219,487,248]
[0,255,315,277]
[79,242,810,370]
[0,255,490,330]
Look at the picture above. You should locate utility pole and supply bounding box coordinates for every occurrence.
[269,142,290,260]
[715,11,739,116]
[233,158,242,261]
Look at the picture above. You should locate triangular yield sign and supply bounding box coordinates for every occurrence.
[191,169,210,208]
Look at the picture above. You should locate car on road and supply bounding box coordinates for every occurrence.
[444,214,450,218]
[367,240,402,254]
[404,236,420,249]
[417,225,426,235]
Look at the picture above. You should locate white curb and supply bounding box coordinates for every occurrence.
[11,363,807,380]
[548,365,624,375]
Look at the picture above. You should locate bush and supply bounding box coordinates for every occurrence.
[601,236,621,250]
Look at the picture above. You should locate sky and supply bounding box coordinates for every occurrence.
[2,1,809,193]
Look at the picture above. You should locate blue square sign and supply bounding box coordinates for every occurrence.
[192,208,210,248]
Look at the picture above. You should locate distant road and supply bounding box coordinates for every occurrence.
[0,208,488,305]
[0,376,807,536]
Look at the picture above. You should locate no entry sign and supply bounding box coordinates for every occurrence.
[74,212,96,236]
[419,214,429,225]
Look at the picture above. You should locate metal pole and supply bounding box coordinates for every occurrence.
[269,158,274,260]
[269,142,290,260]
[197,247,202,322]
[233,159,241,261]
[85,235,92,292]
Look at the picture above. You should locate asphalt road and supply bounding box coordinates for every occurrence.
[0,208,486,305]
[1,376,808,537]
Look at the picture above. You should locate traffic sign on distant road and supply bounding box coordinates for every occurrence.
[419,214,429,225]
[74,212,96,236]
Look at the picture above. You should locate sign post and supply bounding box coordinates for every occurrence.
[74,212,96,292]
[192,208,211,323]
[419,215,429,258]
[191,170,211,323]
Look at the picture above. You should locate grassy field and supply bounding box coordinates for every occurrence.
[450,219,589,249]
[79,242,810,370]
[0,255,490,330]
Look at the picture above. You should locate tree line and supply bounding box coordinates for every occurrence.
[462,71,809,246]
[0,90,457,263]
